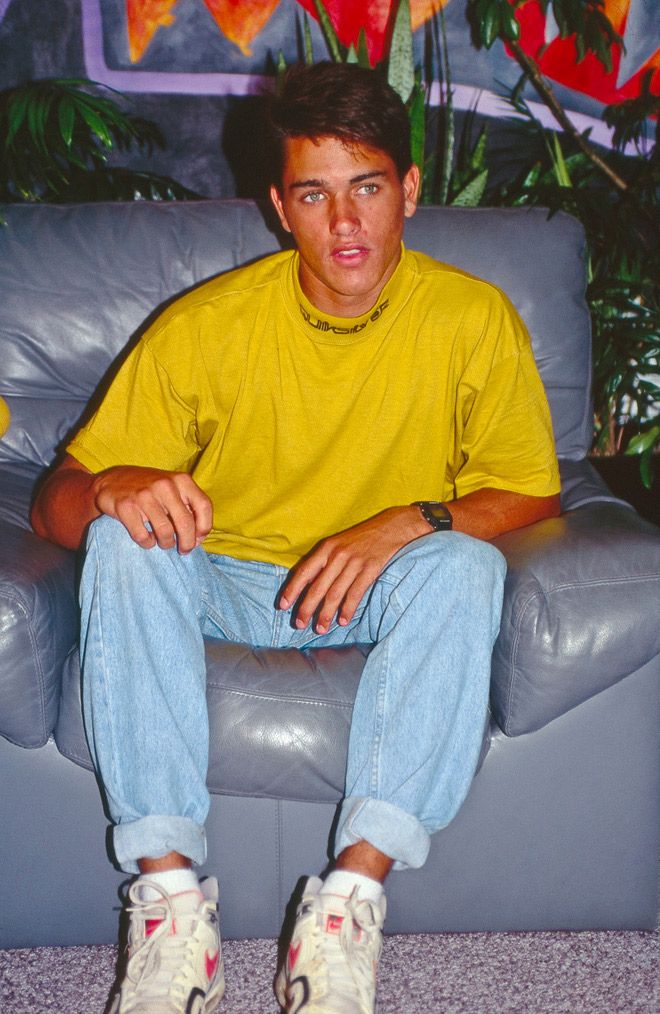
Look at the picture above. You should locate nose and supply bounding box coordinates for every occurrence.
[330,193,360,235]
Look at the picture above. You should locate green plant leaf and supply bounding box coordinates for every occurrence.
[482,4,501,49]
[312,0,344,63]
[57,98,75,149]
[639,450,654,490]
[624,427,660,456]
[408,80,426,176]
[549,131,572,187]
[388,0,415,103]
[346,43,359,64]
[276,50,287,94]
[438,5,454,206]
[467,0,501,49]
[451,168,489,206]
[303,13,314,66]
[469,125,488,172]
[357,28,371,69]
[625,425,659,487]
[76,102,113,150]
[500,2,520,42]
[4,89,30,147]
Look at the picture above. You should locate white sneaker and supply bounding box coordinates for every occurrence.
[276,876,385,1013]
[110,877,225,1013]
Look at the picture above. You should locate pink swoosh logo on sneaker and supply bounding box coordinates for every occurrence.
[205,949,220,981]
[288,940,302,971]
[145,919,163,937]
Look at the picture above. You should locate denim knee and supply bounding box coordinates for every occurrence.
[385,530,506,591]
[86,514,136,555]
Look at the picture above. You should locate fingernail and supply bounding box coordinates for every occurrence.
[295,618,306,629]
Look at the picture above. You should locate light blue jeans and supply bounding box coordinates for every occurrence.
[79,516,506,874]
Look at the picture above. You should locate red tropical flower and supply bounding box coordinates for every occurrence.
[511,0,659,105]
[295,0,449,66]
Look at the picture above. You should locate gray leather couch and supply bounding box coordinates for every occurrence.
[1,201,658,948]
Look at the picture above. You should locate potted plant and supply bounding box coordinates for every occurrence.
[0,76,198,205]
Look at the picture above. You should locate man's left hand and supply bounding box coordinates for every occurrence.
[278,505,430,633]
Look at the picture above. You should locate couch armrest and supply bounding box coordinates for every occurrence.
[491,503,660,736]
[558,456,633,512]
[0,519,77,747]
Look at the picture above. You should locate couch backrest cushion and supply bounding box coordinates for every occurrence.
[0,201,592,468]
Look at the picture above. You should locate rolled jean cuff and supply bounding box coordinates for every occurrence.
[334,796,431,871]
[113,816,207,875]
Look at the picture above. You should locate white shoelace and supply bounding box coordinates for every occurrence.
[121,883,206,1011]
[304,889,383,1013]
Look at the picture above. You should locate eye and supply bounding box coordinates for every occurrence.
[357,183,379,196]
[302,191,325,204]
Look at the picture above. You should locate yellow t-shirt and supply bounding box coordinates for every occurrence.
[68,247,559,567]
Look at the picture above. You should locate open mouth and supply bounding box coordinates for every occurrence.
[333,246,367,260]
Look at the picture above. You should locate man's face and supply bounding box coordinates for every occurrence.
[270,135,419,317]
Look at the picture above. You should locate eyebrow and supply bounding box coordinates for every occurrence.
[289,170,388,191]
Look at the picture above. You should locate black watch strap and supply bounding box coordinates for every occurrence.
[413,500,453,531]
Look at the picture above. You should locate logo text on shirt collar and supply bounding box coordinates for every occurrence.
[299,299,390,335]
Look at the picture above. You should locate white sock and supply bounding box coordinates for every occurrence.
[320,869,384,903]
[137,867,200,901]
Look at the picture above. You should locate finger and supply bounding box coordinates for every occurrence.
[318,560,379,632]
[279,551,330,611]
[336,571,376,627]
[165,502,198,554]
[290,556,348,629]
[133,498,179,551]
[114,502,158,549]
[302,558,363,633]
[143,476,200,553]
[175,477,214,546]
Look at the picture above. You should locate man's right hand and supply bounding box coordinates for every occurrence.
[30,455,213,554]
[92,465,213,553]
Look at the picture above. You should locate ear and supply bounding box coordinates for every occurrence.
[402,163,420,219]
[269,184,292,234]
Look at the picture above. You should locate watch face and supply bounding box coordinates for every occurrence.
[416,501,452,530]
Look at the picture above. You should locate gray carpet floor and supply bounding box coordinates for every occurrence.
[1,928,658,1013]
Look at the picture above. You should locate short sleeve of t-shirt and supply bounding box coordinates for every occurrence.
[67,337,201,475]
[450,285,559,499]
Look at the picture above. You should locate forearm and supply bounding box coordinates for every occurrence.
[31,464,101,550]
[445,488,561,541]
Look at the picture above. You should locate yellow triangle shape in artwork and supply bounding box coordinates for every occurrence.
[202,0,282,57]
[126,0,178,63]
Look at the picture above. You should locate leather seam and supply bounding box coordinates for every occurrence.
[205,685,354,709]
[276,799,283,923]
[541,574,660,593]
[504,589,541,737]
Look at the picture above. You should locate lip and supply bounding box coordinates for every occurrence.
[331,245,369,264]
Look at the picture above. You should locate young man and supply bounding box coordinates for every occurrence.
[31,63,560,1013]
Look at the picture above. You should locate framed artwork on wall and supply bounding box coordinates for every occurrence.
[79,0,657,151]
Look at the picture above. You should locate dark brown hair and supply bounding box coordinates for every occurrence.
[267,62,412,185]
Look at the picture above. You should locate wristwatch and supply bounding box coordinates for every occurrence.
[413,500,453,532]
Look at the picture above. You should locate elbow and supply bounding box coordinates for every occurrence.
[544,493,562,521]
[525,493,560,528]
